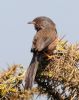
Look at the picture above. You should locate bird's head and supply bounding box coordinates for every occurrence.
[28,16,56,32]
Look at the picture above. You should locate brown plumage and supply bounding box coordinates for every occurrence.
[25,16,58,89]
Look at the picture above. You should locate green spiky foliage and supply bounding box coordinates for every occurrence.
[36,39,79,100]
[0,39,79,100]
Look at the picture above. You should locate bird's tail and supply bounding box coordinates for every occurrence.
[24,54,39,89]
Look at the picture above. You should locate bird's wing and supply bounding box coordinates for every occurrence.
[36,29,57,51]
[36,37,52,51]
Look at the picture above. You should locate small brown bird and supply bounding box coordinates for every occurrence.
[25,16,58,89]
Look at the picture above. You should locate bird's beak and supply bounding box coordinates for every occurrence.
[27,21,35,24]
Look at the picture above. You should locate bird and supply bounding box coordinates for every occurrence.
[25,16,58,89]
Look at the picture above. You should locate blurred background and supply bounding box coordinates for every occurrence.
[0,0,79,70]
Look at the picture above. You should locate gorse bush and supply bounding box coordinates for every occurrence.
[0,39,79,100]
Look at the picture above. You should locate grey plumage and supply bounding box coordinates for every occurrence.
[25,16,57,89]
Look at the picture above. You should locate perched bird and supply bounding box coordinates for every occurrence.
[25,16,58,89]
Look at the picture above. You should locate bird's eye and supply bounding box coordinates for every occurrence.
[35,26,42,32]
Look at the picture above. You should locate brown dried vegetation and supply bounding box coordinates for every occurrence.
[0,39,79,100]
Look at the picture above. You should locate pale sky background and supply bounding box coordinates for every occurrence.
[0,0,79,70]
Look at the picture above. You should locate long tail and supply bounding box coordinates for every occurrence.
[24,54,39,89]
